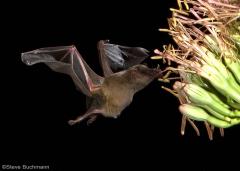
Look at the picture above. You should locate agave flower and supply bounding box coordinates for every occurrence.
[152,0,240,139]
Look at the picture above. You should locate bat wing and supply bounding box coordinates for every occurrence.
[21,45,104,97]
[98,40,149,77]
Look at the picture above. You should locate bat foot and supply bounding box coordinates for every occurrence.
[87,115,97,125]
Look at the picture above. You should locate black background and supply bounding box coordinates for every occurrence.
[1,0,240,170]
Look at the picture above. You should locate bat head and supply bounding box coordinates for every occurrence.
[128,64,162,91]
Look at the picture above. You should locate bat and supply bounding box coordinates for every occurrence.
[21,40,161,125]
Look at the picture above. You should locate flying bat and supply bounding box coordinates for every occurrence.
[21,40,161,125]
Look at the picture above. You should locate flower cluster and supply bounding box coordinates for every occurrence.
[153,0,240,139]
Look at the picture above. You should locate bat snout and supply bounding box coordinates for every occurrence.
[144,67,162,78]
[134,64,162,79]
[153,68,162,78]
